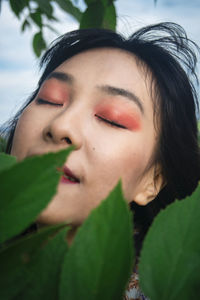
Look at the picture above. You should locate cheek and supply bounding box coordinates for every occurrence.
[90,140,142,183]
[11,107,40,159]
[90,135,151,198]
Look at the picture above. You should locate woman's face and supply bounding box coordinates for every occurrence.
[11,48,159,225]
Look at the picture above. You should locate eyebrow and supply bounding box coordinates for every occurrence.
[47,72,74,84]
[98,85,144,114]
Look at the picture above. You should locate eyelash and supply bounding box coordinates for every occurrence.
[36,98,63,106]
[36,99,126,129]
[95,114,127,129]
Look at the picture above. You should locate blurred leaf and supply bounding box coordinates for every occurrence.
[35,0,53,16]
[139,185,200,300]
[21,18,30,32]
[44,23,59,35]
[80,1,105,29]
[59,182,134,300]
[0,153,16,172]
[9,0,27,18]
[0,137,6,152]
[30,11,42,28]
[55,0,82,22]
[0,224,68,300]
[103,1,116,30]
[0,147,73,244]
[32,30,46,57]
[84,0,96,5]
[45,13,58,21]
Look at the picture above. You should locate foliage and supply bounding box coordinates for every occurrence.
[139,186,200,299]
[0,152,16,172]
[0,0,159,56]
[0,0,117,57]
[59,182,133,300]
[0,135,7,153]
[0,149,200,299]
[79,0,116,30]
[0,149,134,299]
[0,224,69,300]
[0,148,73,243]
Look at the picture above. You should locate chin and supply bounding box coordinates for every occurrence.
[36,209,83,227]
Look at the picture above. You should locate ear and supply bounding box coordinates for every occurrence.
[133,165,164,206]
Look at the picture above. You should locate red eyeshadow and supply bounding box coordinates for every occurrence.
[95,103,141,130]
[38,79,69,104]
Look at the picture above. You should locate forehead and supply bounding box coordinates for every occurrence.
[55,47,143,76]
[54,48,153,99]
[51,48,155,119]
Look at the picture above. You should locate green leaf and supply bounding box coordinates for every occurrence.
[101,0,115,6]
[83,0,96,5]
[0,153,16,172]
[139,185,200,300]
[0,224,68,300]
[59,182,134,300]
[9,0,27,18]
[30,11,42,28]
[32,31,46,57]
[35,0,53,16]
[21,18,30,32]
[80,2,105,29]
[0,135,6,152]
[45,13,58,22]
[103,2,116,30]
[0,147,73,244]
[55,0,82,22]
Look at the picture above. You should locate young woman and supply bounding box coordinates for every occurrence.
[3,22,200,299]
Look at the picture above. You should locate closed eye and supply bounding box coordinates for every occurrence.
[36,98,63,106]
[95,114,127,129]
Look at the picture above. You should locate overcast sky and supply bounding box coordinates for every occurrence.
[0,0,200,124]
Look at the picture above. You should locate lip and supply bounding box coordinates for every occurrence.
[27,152,81,184]
[60,166,80,184]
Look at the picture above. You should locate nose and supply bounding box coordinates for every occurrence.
[43,108,83,149]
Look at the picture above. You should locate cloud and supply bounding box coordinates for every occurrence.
[116,0,200,45]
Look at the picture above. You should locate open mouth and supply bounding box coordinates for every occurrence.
[60,166,80,184]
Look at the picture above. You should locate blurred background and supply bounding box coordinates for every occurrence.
[0,0,200,125]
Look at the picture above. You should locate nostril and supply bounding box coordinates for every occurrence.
[45,130,72,144]
[64,137,72,144]
[47,132,53,138]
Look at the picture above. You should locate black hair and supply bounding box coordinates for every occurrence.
[3,22,200,254]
